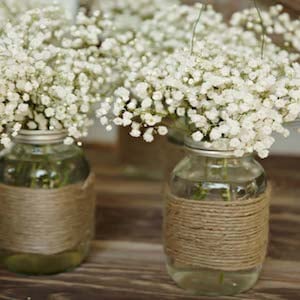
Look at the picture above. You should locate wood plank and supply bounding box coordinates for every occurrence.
[1,242,300,300]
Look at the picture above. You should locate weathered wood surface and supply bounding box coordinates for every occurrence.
[0,144,299,300]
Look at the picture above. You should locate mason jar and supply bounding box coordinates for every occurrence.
[164,137,269,296]
[0,130,95,275]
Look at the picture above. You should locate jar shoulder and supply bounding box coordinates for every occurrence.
[173,156,265,183]
[0,143,90,188]
[169,156,267,201]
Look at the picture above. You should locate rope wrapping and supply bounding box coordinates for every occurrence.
[164,187,271,271]
[0,173,95,255]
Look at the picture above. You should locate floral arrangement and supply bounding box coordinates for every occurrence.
[0,0,40,25]
[0,0,67,27]
[0,5,120,146]
[98,4,300,158]
[91,0,188,93]
[92,0,180,31]
[114,4,224,82]
[137,4,224,54]
[97,4,225,130]
[231,4,300,52]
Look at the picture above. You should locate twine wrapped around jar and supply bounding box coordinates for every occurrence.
[164,186,271,271]
[0,173,95,255]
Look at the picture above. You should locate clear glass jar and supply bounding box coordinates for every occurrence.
[0,130,93,275]
[165,138,267,296]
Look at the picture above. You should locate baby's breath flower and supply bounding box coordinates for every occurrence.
[92,0,180,31]
[0,5,120,145]
[158,126,168,136]
[231,4,300,53]
[99,4,300,159]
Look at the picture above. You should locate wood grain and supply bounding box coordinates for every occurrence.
[0,144,299,300]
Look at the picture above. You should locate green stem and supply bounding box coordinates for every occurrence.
[30,163,37,188]
[253,0,266,59]
[222,158,231,201]
[219,158,231,284]
[219,271,225,285]
[60,160,71,187]
[192,157,209,200]
[190,4,206,55]
[15,162,23,186]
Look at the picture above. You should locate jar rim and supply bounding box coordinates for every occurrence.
[14,130,68,145]
[184,137,252,158]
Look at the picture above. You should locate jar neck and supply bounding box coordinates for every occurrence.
[184,137,252,160]
[14,130,68,145]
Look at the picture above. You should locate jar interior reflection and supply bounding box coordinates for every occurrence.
[170,154,266,201]
[0,142,89,188]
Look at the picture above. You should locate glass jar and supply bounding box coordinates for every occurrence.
[0,130,94,275]
[164,138,268,296]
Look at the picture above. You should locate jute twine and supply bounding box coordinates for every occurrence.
[164,187,271,271]
[0,173,95,255]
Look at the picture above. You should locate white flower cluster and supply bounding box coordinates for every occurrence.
[231,4,300,52]
[0,0,67,28]
[94,3,224,103]
[0,0,40,24]
[92,0,180,31]
[0,5,119,146]
[115,4,224,79]
[138,4,224,54]
[100,4,226,126]
[98,4,300,158]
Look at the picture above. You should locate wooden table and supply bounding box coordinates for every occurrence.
[0,145,299,300]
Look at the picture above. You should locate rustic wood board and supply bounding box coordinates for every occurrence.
[0,144,299,300]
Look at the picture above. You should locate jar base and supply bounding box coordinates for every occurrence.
[0,243,90,275]
[166,262,261,296]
